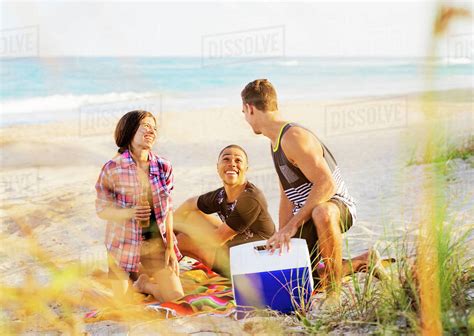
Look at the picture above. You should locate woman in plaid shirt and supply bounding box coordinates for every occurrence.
[95,110,184,302]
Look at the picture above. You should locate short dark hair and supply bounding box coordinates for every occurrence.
[218,144,248,163]
[115,110,156,154]
[241,79,278,111]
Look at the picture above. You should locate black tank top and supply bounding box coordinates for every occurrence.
[271,123,356,220]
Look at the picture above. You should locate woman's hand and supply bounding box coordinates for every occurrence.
[165,247,180,276]
[132,205,151,221]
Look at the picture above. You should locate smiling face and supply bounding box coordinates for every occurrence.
[217,147,248,187]
[130,116,157,151]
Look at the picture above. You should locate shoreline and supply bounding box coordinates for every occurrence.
[0,87,472,142]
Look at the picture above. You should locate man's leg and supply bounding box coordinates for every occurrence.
[311,201,388,298]
[176,233,216,266]
[311,202,343,298]
[175,209,222,268]
[342,248,388,280]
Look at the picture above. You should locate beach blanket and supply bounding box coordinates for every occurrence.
[84,256,396,322]
[84,257,236,322]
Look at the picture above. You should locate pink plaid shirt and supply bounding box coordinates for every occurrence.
[95,149,182,273]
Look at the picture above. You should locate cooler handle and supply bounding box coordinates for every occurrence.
[253,244,274,255]
[253,244,268,251]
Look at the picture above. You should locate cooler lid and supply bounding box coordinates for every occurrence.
[229,238,312,275]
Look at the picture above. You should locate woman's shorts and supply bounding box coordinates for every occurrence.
[108,238,167,281]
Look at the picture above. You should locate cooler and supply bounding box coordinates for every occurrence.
[230,238,313,314]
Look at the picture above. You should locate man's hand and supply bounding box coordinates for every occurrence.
[165,247,180,276]
[266,222,299,255]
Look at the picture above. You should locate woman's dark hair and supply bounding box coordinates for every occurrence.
[115,110,156,154]
[218,144,248,163]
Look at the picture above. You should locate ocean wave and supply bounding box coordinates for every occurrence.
[276,60,299,66]
[0,91,163,115]
[440,57,473,65]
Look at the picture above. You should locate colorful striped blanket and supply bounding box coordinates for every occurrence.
[84,257,236,322]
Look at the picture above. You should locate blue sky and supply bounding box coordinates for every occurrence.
[1,1,472,57]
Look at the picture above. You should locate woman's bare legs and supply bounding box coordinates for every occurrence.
[107,254,133,301]
[133,239,184,302]
[134,268,184,302]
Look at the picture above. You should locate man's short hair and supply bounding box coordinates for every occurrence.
[218,144,248,163]
[241,79,278,112]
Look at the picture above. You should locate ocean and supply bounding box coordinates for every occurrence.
[0,57,471,127]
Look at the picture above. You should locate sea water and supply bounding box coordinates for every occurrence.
[1,57,471,127]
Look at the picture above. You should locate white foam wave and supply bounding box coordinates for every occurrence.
[276,60,299,66]
[0,91,162,115]
[442,57,473,65]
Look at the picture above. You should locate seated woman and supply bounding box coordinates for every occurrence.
[173,144,276,277]
[95,110,183,302]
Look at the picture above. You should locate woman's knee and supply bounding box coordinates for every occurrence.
[155,270,184,301]
[162,289,184,302]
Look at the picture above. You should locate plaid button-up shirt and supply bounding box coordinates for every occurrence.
[95,149,182,273]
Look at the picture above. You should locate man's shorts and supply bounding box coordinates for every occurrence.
[292,198,354,279]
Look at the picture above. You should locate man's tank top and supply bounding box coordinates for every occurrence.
[271,122,357,221]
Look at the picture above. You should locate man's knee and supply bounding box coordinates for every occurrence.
[311,203,339,229]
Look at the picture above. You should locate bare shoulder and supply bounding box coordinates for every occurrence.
[280,126,323,162]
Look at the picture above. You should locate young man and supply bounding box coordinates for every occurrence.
[240,79,380,302]
[173,145,276,278]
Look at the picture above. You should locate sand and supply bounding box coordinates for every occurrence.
[0,88,472,334]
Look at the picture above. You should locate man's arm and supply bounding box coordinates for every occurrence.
[282,127,336,228]
[267,127,336,252]
[278,182,294,230]
[174,196,237,246]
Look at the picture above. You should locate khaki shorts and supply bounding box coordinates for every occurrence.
[293,198,354,279]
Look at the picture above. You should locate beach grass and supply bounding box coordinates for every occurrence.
[290,217,472,335]
[407,135,474,166]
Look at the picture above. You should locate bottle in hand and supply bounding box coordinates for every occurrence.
[139,192,150,228]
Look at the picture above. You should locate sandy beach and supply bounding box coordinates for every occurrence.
[0,88,472,334]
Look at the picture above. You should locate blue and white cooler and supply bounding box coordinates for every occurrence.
[230,238,314,314]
